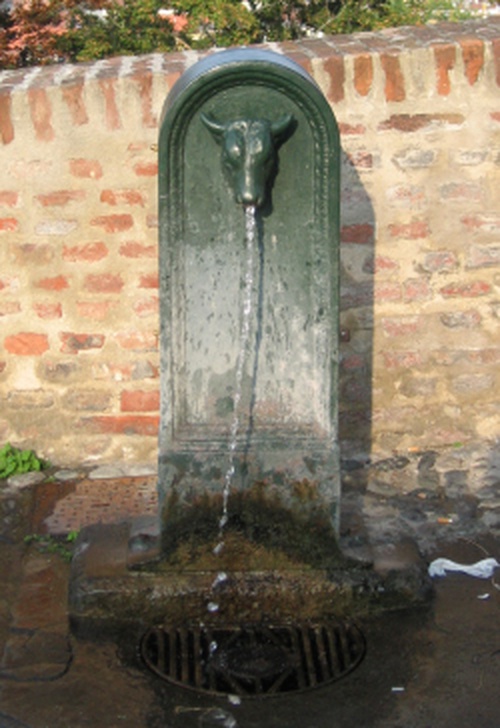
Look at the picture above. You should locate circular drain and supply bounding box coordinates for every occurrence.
[140,620,365,697]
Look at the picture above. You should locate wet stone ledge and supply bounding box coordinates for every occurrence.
[0,445,498,557]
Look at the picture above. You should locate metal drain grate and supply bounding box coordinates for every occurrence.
[140,621,365,697]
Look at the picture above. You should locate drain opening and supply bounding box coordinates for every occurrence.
[140,620,365,697]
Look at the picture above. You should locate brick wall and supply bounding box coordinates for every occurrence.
[0,19,499,466]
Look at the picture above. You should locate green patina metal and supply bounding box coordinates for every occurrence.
[158,49,341,565]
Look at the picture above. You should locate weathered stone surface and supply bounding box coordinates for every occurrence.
[6,471,45,489]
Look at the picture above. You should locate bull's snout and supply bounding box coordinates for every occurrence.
[238,187,263,208]
[235,169,266,207]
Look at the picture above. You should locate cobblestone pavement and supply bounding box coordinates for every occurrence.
[0,447,499,727]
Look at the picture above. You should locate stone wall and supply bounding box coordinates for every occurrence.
[0,19,499,467]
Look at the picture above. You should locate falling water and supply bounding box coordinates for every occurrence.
[209,205,257,611]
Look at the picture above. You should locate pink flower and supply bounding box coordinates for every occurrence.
[157,7,189,33]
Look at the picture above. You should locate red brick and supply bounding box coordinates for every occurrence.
[36,275,69,291]
[120,389,160,412]
[0,217,18,232]
[91,214,134,233]
[380,54,405,102]
[139,273,159,289]
[439,182,483,203]
[393,148,436,169]
[60,332,105,354]
[403,278,432,302]
[84,273,124,293]
[323,55,345,103]
[36,190,86,207]
[440,310,482,329]
[63,242,108,262]
[133,72,156,128]
[467,349,500,365]
[28,88,54,142]
[340,223,374,245]
[0,93,14,145]
[33,302,62,319]
[100,189,145,206]
[127,142,149,154]
[133,297,158,317]
[379,113,463,132]
[76,301,115,320]
[434,44,456,96]
[99,79,121,130]
[133,296,159,318]
[491,112,500,123]
[0,301,21,316]
[133,162,158,177]
[382,316,421,337]
[491,38,500,86]
[363,255,399,274]
[61,83,88,126]
[166,70,182,91]
[119,242,156,258]
[353,54,373,97]
[338,122,365,135]
[494,39,500,87]
[460,38,484,86]
[389,220,429,239]
[346,151,373,169]
[116,331,158,351]
[383,351,423,369]
[374,282,402,303]
[69,158,103,179]
[421,251,458,273]
[440,281,491,298]
[467,244,500,269]
[386,185,425,208]
[84,414,159,435]
[461,214,500,233]
[4,332,49,355]
[0,191,18,207]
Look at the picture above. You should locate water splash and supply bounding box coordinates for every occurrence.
[213,205,257,555]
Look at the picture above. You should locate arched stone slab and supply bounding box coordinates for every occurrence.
[158,49,341,567]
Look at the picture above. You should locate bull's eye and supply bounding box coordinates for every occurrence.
[227,143,242,161]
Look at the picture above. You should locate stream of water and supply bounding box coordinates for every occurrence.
[209,205,257,608]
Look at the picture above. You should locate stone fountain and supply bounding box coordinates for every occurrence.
[69,50,430,695]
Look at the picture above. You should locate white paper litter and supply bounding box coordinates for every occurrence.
[428,557,500,579]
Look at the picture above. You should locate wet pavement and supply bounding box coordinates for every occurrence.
[0,449,499,727]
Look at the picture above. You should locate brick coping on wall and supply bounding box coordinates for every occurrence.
[0,18,499,95]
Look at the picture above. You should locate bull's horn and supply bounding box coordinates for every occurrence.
[200,112,226,142]
[271,114,295,142]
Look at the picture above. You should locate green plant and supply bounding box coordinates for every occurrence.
[24,530,79,562]
[0,0,480,70]
[0,442,49,479]
[60,0,177,62]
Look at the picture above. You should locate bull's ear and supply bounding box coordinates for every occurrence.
[271,114,295,144]
[200,112,226,143]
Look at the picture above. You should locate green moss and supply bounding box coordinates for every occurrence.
[160,482,344,570]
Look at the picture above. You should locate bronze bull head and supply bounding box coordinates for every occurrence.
[201,113,295,208]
